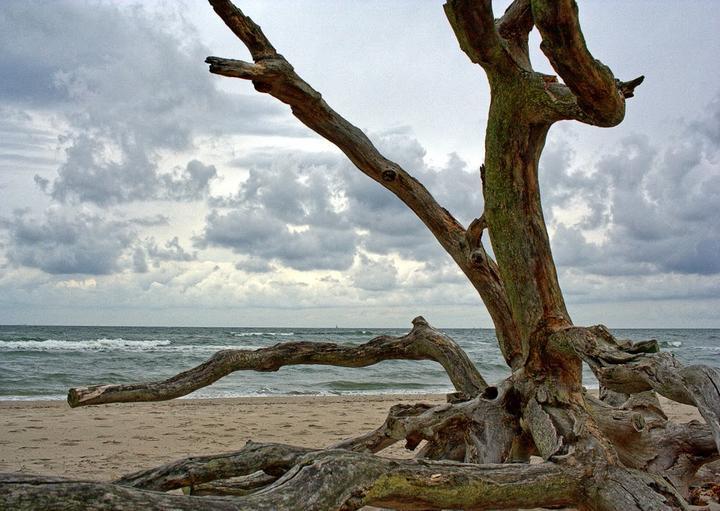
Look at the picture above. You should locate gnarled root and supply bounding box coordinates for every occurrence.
[0,447,582,511]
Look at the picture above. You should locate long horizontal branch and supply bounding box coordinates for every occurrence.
[121,390,517,494]
[2,449,582,511]
[68,316,486,407]
[205,0,523,368]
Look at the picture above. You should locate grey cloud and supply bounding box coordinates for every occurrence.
[46,136,219,206]
[161,161,218,202]
[235,257,274,273]
[0,209,196,276]
[0,108,60,174]
[201,210,357,271]
[2,209,136,275]
[351,255,398,292]
[200,131,483,271]
[128,214,170,227]
[0,0,297,206]
[543,97,720,278]
[132,247,149,274]
[146,237,196,264]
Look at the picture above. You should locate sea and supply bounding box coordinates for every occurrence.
[0,326,718,401]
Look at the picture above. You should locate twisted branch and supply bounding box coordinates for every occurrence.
[68,317,486,407]
[205,0,523,369]
[335,382,520,463]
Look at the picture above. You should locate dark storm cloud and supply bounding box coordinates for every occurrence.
[0,0,298,205]
[200,130,485,271]
[543,97,720,278]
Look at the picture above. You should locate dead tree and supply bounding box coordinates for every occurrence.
[3,1,719,509]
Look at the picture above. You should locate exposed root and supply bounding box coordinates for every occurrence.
[334,383,520,463]
[1,447,582,511]
[554,325,720,453]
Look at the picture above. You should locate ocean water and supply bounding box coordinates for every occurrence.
[0,326,718,400]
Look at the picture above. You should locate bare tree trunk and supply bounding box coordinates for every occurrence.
[5,1,719,510]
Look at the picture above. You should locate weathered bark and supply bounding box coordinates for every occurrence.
[68,317,486,407]
[188,471,278,497]
[334,381,521,464]
[206,0,523,370]
[11,1,720,510]
[116,441,311,492]
[587,392,719,496]
[556,325,720,453]
[1,451,583,511]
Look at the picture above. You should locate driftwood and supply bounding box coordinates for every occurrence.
[4,1,718,510]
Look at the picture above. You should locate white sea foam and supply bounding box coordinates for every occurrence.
[659,340,683,348]
[0,338,264,353]
[231,332,294,337]
[0,338,172,352]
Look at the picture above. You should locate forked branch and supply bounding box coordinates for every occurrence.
[531,0,643,126]
[496,0,534,69]
[68,317,486,407]
[205,0,523,370]
[443,0,515,71]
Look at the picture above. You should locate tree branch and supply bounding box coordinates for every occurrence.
[496,0,534,70]
[586,466,691,511]
[68,317,486,407]
[205,0,523,371]
[443,0,514,71]
[2,451,582,511]
[531,0,643,127]
[188,471,278,496]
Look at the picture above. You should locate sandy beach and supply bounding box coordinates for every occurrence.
[0,392,703,483]
[0,394,449,480]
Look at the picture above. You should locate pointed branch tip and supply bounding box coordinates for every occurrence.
[618,75,645,98]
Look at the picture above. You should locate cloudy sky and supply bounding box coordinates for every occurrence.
[0,1,718,328]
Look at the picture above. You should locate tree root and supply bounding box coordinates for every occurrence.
[554,325,720,453]
[334,382,520,463]
[0,447,582,511]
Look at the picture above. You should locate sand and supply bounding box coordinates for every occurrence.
[0,393,704,484]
